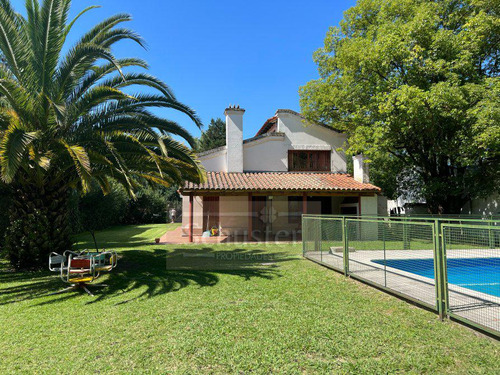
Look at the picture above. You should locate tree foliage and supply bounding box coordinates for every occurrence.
[0,0,204,269]
[125,186,180,225]
[300,0,500,212]
[196,118,226,152]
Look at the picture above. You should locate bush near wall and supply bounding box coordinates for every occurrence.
[124,186,181,224]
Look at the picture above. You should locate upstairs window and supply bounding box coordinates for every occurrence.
[288,150,331,171]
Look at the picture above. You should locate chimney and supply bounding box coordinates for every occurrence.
[353,154,369,183]
[224,105,245,173]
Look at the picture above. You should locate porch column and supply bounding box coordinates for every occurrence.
[302,192,307,215]
[248,193,253,241]
[189,193,194,243]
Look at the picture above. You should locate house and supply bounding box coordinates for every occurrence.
[180,106,384,241]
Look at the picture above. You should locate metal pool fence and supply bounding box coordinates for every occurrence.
[302,215,500,338]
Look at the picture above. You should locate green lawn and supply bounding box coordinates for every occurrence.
[0,225,498,374]
[73,223,178,249]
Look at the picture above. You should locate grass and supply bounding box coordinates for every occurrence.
[0,224,498,374]
[73,223,179,249]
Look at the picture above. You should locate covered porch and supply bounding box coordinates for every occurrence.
[180,171,382,243]
[181,192,380,243]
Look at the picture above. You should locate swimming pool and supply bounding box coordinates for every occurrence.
[372,257,500,298]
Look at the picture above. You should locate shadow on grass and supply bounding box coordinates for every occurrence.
[0,247,296,306]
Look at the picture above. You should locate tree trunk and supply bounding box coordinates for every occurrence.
[3,182,72,270]
[90,230,99,252]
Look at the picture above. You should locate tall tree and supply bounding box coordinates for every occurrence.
[300,0,499,213]
[0,0,204,269]
[196,118,226,152]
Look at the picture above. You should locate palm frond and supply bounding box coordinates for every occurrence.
[93,27,146,49]
[0,0,204,196]
[118,94,204,129]
[0,3,24,77]
[68,58,148,102]
[58,140,92,192]
[63,4,99,38]
[0,122,38,182]
[78,13,132,45]
[70,86,134,122]
[36,0,65,93]
[98,72,176,100]
[55,43,125,101]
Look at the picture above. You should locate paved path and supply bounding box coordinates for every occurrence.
[160,227,302,245]
[160,226,231,244]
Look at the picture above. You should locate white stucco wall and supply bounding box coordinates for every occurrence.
[353,155,370,183]
[198,110,349,173]
[198,147,227,172]
[243,136,287,172]
[225,109,244,172]
[360,195,379,240]
[360,195,378,216]
[276,111,348,173]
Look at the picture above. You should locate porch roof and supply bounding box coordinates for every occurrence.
[182,172,381,194]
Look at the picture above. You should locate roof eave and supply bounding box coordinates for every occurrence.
[180,188,380,195]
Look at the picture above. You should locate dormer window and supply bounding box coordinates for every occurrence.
[288,150,331,171]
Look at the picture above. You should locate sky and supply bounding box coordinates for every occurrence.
[12,0,356,140]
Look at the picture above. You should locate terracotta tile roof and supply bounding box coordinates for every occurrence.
[183,172,381,193]
[255,116,277,136]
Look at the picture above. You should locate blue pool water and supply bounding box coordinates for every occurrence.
[372,257,500,297]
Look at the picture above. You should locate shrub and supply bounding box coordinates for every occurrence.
[125,186,181,224]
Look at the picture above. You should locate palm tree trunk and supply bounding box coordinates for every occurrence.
[3,182,72,270]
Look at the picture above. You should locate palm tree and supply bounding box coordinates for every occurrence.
[0,0,204,270]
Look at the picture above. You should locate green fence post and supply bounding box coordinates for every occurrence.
[403,217,410,250]
[320,218,323,263]
[440,226,449,318]
[488,225,495,249]
[433,220,442,318]
[302,216,306,257]
[433,220,449,320]
[315,218,320,259]
[383,221,387,287]
[343,217,349,276]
